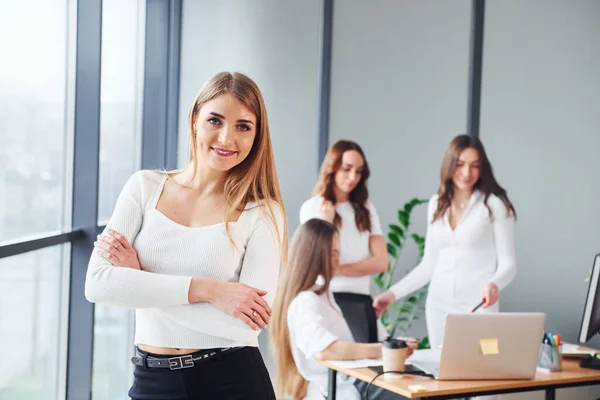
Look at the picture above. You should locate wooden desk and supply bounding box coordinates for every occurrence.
[322,359,600,400]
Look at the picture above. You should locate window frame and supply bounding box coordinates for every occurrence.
[0,1,182,399]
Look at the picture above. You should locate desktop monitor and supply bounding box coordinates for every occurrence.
[579,253,600,343]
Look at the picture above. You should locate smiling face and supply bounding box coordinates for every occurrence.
[192,93,257,172]
[452,147,481,191]
[333,150,365,196]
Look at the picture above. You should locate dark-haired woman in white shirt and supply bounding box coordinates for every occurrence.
[300,140,388,340]
[374,134,517,351]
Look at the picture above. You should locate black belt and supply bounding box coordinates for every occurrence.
[131,347,242,370]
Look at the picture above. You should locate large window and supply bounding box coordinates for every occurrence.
[0,0,70,243]
[0,0,179,398]
[93,1,145,398]
[97,0,145,223]
[0,246,69,400]
[0,2,70,399]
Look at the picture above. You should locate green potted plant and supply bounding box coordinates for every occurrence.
[373,197,430,349]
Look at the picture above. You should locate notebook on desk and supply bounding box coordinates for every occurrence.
[408,313,545,380]
[561,342,597,359]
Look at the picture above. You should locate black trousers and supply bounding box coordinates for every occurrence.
[128,346,276,400]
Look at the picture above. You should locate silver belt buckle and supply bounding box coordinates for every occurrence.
[168,354,194,370]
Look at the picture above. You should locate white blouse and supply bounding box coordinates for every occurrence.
[287,289,362,400]
[390,191,516,307]
[299,196,383,295]
[85,170,284,349]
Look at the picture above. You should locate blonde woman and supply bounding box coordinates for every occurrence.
[271,219,416,400]
[86,72,287,399]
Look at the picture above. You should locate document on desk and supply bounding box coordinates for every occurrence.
[326,358,383,369]
[327,349,444,370]
[407,349,442,364]
[561,343,596,358]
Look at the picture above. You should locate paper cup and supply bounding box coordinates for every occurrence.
[382,338,409,373]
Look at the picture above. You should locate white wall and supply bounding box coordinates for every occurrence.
[178,0,324,375]
[329,0,472,338]
[331,1,600,398]
[480,1,600,398]
[178,0,323,235]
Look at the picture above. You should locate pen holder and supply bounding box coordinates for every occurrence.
[538,343,562,372]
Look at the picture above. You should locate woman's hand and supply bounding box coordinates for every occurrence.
[372,291,395,317]
[483,282,499,307]
[94,229,142,270]
[318,197,336,224]
[396,336,419,357]
[195,280,271,331]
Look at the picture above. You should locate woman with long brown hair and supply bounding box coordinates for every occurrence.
[300,140,386,302]
[85,72,287,399]
[271,218,416,400]
[373,134,517,351]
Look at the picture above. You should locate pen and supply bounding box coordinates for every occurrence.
[543,333,553,346]
[472,300,485,313]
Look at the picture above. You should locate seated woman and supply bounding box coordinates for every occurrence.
[271,218,417,400]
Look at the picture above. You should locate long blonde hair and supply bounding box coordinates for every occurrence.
[270,219,338,399]
[183,71,288,257]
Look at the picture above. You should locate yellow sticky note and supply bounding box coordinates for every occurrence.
[479,338,499,355]
[408,384,427,393]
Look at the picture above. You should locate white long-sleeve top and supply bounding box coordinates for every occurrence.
[390,191,516,307]
[287,289,361,400]
[85,170,285,349]
[299,196,383,295]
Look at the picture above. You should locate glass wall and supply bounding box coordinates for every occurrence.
[0,246,69,400]
[0,1,70,399]
[97,0,144,223]
[0,0,153,398]
[0,0,70,243]
[93,0,145,398]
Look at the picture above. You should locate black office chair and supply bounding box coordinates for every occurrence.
[333,292,379,343]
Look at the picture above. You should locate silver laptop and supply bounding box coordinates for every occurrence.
[409,313,545,380]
